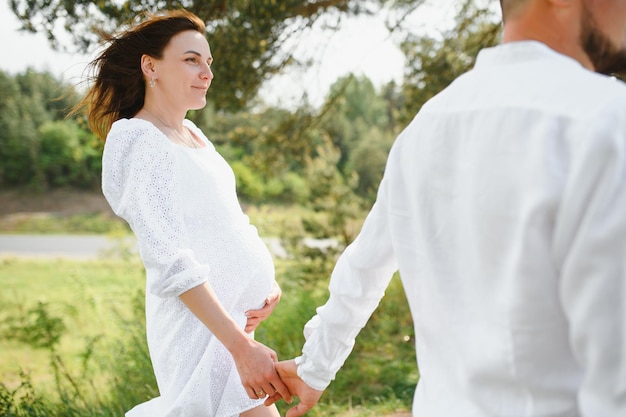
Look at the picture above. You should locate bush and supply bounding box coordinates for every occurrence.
[231,160,266,201]
[0,96,40,187]
[0,371,50,417]
[346,127,393,201]
[38,121,103,189]
[263,177,285,200]
[280,172,310,204]
[0,69,101,190]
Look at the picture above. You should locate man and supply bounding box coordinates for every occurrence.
[266,0,626,416]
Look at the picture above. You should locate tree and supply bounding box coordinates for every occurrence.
[0,69,99,189]
[399,0,501,124]
[346,125,393,200]
[319,74,391,171]
[9,0,425,111]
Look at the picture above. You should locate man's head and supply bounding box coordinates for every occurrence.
[500,0,626,74]
[579,0,626,74]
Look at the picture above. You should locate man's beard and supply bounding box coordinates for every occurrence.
[580,3,626,75]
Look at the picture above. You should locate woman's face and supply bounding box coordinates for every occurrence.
[152,30,214,111]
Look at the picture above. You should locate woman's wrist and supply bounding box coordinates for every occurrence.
[225,330,255,358]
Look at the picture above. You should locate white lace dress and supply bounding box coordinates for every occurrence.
[102,118,274,417]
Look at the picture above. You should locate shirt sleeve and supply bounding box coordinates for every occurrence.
[296,150,400,391]
[553,102,626,415]
[102,123,210,298]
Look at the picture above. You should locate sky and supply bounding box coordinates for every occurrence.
[0,0,459,108]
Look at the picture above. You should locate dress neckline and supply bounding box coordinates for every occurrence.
[130,117,210,151]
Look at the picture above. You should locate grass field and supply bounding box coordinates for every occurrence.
[0,254,417,416]
[0,200,415,416]
[0,258,144,389]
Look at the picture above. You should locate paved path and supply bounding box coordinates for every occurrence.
[0,235,294,260]
[0,234,133,259]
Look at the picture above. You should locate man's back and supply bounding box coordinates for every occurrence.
[275,2,626,417]
[386,41,626,416]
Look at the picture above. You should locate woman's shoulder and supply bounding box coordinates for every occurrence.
[104,118,171,160]
[108,118,157,140]
[107,118,166,147]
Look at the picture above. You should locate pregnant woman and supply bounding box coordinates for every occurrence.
[73,9,290,417]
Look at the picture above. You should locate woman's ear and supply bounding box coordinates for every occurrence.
[140,54,157,79]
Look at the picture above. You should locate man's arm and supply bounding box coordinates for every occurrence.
[270,136,409,412]
[554,104,626,415]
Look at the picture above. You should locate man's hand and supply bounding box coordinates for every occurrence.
[264,359,324,417]
[245,280,281,332]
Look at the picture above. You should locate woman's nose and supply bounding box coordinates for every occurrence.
[201,65,213,80]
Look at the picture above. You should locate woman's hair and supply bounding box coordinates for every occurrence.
[74,9,206,140]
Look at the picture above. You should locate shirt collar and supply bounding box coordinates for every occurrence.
[474,40,584,70]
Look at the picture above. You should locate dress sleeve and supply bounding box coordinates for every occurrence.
[296,143,401,391]
[102,122,210,298]
[553,102,626,415]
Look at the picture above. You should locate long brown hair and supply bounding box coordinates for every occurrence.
[74,9,206,140]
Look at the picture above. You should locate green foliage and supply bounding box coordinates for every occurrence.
[0,258,147,416]
[200,104,337,207]
[1,302,66,350]
[231,158,311,205]
[301,140,366,246]
[279,172,311,204]
[0,71,42,187]
[332,276,417,404]
[0,371,50,417]
[231,160,266,201]
[0,252,415,417]
[8,0,423,112]
[0,212,128,235]
[1,1,498,199]
[0,69,102,190]
[320,74,393,172]
[38,121,103,188]
[346,126,393,201]
[399,0,501,124]
[104,291,159,412]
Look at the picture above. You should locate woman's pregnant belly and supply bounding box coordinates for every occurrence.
[192,224,275,318]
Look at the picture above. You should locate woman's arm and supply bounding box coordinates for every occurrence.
[179,282,291,402]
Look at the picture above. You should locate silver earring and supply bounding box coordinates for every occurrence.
[150,76,156,88]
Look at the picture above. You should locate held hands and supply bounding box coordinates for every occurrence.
[236,281,290,401]
[245,280,282,333]
[240,283,324,415]
[231,338,292,404]
[265,359,324,417]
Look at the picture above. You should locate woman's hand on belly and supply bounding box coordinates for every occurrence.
[245,280,281,333]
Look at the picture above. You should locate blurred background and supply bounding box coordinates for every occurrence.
[0,1,501,416]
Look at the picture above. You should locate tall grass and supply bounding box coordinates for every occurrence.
[0,213,129,235]
[0,249,416,416]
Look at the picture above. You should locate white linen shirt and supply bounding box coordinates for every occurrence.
[297,41,626,416]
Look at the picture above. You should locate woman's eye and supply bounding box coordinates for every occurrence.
[186,57,197,63]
